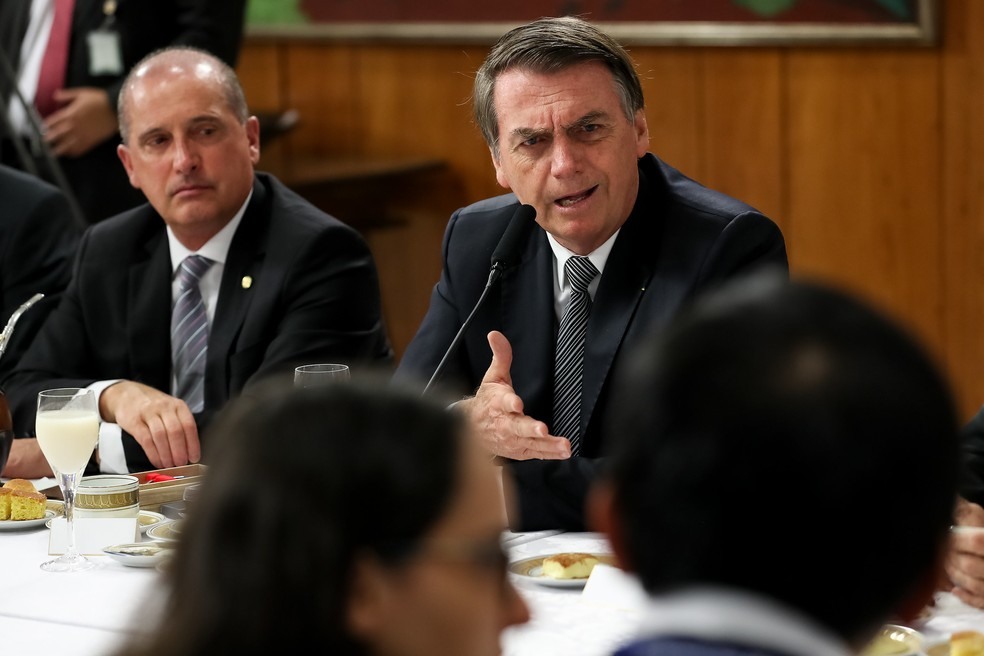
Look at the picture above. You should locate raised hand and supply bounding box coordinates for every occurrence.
[458,330,571,461]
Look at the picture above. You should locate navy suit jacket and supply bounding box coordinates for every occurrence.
[3,172,393,472]
[614,636,792,656]
[395,154,788,530]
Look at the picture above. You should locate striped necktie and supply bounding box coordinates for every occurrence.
[552,255,599,456]
[171,255,213,412]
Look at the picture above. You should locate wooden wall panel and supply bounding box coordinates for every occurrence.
[943,0,984,418]
[701,50,784,227]
[784,49,942,360]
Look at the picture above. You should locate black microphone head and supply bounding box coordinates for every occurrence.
[491,204,537,270]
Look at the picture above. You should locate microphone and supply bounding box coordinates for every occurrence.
[422,204,537,395]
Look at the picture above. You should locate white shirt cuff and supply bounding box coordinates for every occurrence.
[87,380,127,474]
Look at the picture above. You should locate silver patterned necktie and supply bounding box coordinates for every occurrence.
[171,255,213,412]
[552,255,599,456]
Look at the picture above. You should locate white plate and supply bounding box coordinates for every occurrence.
[137,510,167,534]
[102,541,174,568]
[861,624,924,656]
[508,553,615,589]
[146,520,182,542]
[0,509,58,531]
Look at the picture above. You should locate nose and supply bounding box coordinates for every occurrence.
[502,579,531,628]
[173,137,200,174]
[550,136,581,178]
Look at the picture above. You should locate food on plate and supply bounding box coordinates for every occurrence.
[1,478,46,520]
[541,552,600,580]
[951,630,984,656]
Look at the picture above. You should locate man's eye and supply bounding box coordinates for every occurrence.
[522,136,541,147]
[583,124,599,132]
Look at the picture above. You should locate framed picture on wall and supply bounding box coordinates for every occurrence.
[246,0,939,46]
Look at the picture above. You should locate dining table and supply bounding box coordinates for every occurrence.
[2,515,984,655]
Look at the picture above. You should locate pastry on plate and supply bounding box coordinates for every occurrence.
[541,552,600,580]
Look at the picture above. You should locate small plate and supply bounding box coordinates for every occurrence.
[508,552,615,588]
[137,510,167,534]
[0,509,59,531]
[860,624,924,656]
[102,541,174,568]
[146,520,182,542]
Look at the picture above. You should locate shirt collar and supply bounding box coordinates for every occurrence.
[632,587,853,656]
[167,189,253,272]
[546,228,619,289]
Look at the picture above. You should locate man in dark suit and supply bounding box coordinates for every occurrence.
[0,164,80,379]
[591,275,958,656]
[1,47,393,477]
[394,17,787,531]
[0,0,246,224]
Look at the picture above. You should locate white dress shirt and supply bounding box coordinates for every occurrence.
[546,229,619,321]
[7,0,54,136]
[95,191,251,473]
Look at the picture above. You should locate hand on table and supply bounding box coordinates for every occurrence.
[1,438,54,479]
[944,498,984,608]
[100,381,200,469]
[43,87,119,157]
[458,331,571,461]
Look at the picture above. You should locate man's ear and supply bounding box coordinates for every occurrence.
[345,554,392,640]
[116,144,141,190]
[587,478,633,572]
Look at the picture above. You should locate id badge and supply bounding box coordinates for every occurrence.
[87,29,124,76]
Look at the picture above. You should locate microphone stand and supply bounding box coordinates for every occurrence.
[0,48,87,229]
[422,264,504,396]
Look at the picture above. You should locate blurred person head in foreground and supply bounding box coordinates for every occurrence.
[114,377,528,656]
[591,273,960,655]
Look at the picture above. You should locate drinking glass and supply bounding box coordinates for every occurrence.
[36,388,99,572]
[294,363,350,388]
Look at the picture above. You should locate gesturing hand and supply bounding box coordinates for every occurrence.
[100,381,200,469]
[459,331,571,461]
[945,498,984,608]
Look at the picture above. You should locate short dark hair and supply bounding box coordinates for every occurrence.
[604,273,960,640]
[474,16,645,158]
[118,376,464,656]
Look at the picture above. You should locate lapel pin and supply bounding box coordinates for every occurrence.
[241,276,252,289]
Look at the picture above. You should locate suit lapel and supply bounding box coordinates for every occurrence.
[127,222,172,392]
[581,169,661,443]
[205,177,269,404]
[500,227,556,423]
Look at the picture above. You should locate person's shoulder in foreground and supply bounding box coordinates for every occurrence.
[111,374,528,656]
[396,14,786,533]
[591,272,960,656]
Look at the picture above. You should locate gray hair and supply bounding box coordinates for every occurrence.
[118,46,249,143]
[474,16,645,158]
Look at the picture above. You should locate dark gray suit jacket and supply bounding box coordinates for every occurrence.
[3,172,393,472]
[0,165,80,380]
[395,154,788,530]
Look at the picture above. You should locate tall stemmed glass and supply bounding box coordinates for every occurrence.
[36,388,99,572]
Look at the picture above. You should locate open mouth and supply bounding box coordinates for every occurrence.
[555,186,597,208]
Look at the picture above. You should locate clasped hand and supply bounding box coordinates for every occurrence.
[945,498,984,608]
[100,381,200,469]
[458,331,571,461]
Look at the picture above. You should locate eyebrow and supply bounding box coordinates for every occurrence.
[507,110,612,148]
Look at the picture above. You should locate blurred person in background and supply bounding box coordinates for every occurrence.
[395,16,787,532]
[1,47,392,479]
[591,274,960,656]
[112,377,529,656]
[0,163,79,380]
[0,0,247,224]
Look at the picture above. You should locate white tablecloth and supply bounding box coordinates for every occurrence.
[2,525,983,655]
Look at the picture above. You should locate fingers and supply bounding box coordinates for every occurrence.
[110,382,200,468]
[483,330,514,386]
